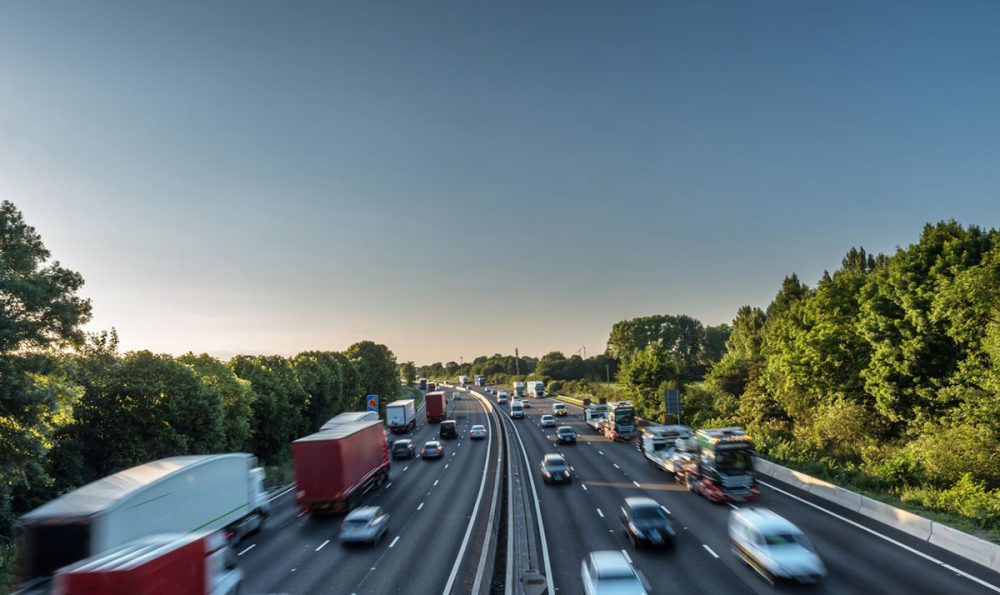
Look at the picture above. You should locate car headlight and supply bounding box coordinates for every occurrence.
[628,522,643,537]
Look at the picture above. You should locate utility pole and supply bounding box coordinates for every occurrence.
[515,348,520,375]
[606,364,610,384]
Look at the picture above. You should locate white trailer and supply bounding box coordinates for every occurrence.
[641,425,696,476]
[527,380,545,398]
[585,403,608,431]
[386,399,417,433]
[458,375,469,386]
[321,411,380,430]
[18,454,269,585]
[512,381,526,397]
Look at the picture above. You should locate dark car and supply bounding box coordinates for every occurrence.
[421,440,444,459]
[620,496,675,548]
[540,453,572,484]
[391,439,415,460]
[439,420,458,439]
[556,426,577,444]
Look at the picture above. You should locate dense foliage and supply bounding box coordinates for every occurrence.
[0,202,401,555]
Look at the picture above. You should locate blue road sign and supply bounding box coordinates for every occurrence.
[665,389,681,417]
[367,395,378,412]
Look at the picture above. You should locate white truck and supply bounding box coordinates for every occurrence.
[527,380,545,398]
[18,454,269,589]
[512,381,526,397]
[585,403,608,431]
[640,425,696,476]
[496,390,509,405]
[386,399,417,433]
[458,375,469,386]
[321,411,379,430]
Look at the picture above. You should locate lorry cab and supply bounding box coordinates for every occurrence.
[510,402,525,419]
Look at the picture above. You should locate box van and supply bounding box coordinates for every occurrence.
[510,401,524,419]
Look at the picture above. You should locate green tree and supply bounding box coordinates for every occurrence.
[178,353,256,451]
[400,361,417,386]
[0,201,92,538]
[293,352,344,432]
[619,345,681,419]
[606,314,707,380]
[330,352,362,410]
[230,355,308,462]
[346,342,399,414]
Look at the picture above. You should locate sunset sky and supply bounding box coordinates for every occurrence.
[3,1,999,363]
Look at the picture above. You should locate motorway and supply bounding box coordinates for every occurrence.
[238,394,501,595]
[478,387,1000,595]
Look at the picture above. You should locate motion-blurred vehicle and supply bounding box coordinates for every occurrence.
[421,440,444,459]
[294,421,390,514]
[512,380,526,397]
[439,420,458,439]
[585,403,608,432]
[339,506,390,545]
[470,424,488,440]
[540,453,572,484]
[684,427,760,503]
[522,398,532,408]
[580,550,650,595]
[620,497,675,548]
[391,438,416,460]
[552,403,568,416]
[556,426,577,444]
[728,508,826,585]
[640,425,695,477]
[425,391,447,423]
[510,401,525,419]
[527,380,545,398]
[453,391,461,400]
[540,414,556,427]
[53,531,242,595]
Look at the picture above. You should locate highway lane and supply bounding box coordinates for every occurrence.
[238,393,500,595]
[543,396,1000,594]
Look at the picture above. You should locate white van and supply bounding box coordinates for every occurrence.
[510,401,524,419]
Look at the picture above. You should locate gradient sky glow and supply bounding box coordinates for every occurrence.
[3,1,999,364]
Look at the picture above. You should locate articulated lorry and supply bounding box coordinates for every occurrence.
[52,531,242,595]
[458,375,469,386]
[682,427,760,503]
[425,391,446,423]
[293,420,390,514]
[474,375,486,387]
[527,380,545,398]
[640,425,696,476]
[321,411,379,430]
[512,381,526,397]
[18,454,269,590]
[386,399,417,433]
[584,402,609,431]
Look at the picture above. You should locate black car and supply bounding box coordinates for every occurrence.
[391,439,415,460]
[620,496,675,548]
[556,426,577,444]
[439,420,458,439]
[540,454,572,484]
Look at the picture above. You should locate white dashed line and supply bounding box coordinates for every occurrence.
[613,463,620,469]
[632,480,641,488]
[596,508,604,518]
[728,503,739,510]
[315,539,329,552]
[599,451,604,456]
[433,479,439,486]
[582,484,588,491]
[403,466,409,472]
[417,502,424,511]
[702,544,719,559]
[445,464,449,469]
[386,482,392,488]
[237,544,255,556]
[389,536,400,548]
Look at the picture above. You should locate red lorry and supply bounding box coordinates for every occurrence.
[293,420,390,514]
[52,531,242,595]
[425,391,447,423]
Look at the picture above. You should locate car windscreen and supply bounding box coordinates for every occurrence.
[631,506,667,521]
[716,450,753,472]
[764,532,807,547]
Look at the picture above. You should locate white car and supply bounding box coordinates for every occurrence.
[469,424,488,440]
[521,399,532,408]
[581,550,649,595]
[729,508,826,585]
[540,414,556,427]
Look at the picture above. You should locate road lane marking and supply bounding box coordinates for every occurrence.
[386,482,392,488]
[621,549,632,563]
[597,508,604,518]
[582,484,588,491]
[237,544,255,556]
[434,479,439,486]
[267,485,296,502]
[703,544,719,559]
[759,480,1000,593]
[389,536,400,548]
[599,451,605,456]
[418,502,424,510]
[613,463,620,469]
[403,466,409,472]
[445,464,449,469]
[728,503,739,510]
[316,539,329,552]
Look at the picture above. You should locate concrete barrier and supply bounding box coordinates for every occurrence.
[805,480,863,512]
[772,464,812,492]
[929,521,1000,574]
[858,495,933,540]
[754,458,776,477]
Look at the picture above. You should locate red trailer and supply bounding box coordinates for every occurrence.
[425,391,446,423]
[293,420,390,514]
[53,531,241,595]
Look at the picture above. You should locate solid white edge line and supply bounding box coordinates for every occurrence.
[702,544,720,559]
[315,539,329,552]
[389,535,400,548]
[237,544,255,556]
[621,549,632,564]
[506,409,557,595]
[441,390,495,595]
[267,485,296,502]
[758,480,1000,593]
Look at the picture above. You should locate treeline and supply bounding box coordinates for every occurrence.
[694,222,999,533]
[0,201,400,549]
[415,353,540,385]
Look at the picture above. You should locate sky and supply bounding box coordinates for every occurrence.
[2,1,998,364]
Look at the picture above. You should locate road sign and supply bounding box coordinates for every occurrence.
[367,395,378,412]
[665,389,681,418]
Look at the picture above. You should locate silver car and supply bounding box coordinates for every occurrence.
[728,508,826,584]
[339,506,390,545]
[580,550,650,595]
[540,414,556,427]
